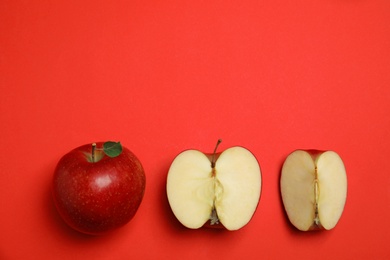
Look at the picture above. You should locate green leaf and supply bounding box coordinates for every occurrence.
[103,141,123,158]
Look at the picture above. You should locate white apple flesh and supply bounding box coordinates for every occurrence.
[280,150,347,231]
[167,144,261,231]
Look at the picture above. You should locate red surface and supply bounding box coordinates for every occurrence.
[1,1,389,259]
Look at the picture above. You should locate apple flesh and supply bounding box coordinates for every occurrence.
[52,142,146,235]
[167,145,261,231]
[280,150,347,231]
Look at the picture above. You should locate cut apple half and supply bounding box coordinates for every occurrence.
[166,143,261,231]
[280,150,347,231]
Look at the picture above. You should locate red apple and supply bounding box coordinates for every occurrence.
[52,141,146,235]
[166,140,262,231]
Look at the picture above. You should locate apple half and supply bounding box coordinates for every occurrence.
[280,150,347,231]
[166,142,261,231]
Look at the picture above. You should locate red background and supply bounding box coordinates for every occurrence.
[1,1,389,259]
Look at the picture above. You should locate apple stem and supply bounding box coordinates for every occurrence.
[211,139,222,168]
[91,143,97,163]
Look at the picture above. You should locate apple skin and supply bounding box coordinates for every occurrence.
[52,142,146,235]
[305,149,324,162]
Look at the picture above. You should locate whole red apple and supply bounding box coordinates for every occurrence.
[52,141,146,235]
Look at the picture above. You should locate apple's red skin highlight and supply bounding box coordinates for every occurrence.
[52,143,146,235]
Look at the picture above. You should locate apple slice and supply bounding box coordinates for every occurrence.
[280,150,347,231]
[166,141,261,231]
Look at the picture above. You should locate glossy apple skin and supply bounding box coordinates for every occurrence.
[52,142,146,235]
[306,149,324,162]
